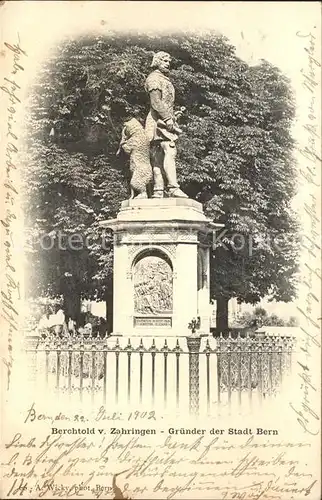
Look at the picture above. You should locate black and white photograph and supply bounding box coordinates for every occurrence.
[0,2,321,499]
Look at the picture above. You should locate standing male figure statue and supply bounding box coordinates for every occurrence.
[144,51,188,199]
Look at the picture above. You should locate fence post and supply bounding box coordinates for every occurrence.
[24,335,40,385]
[186,335,201,416]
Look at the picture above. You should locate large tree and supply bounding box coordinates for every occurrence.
[22,31,299,330]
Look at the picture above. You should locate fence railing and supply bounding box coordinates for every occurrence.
[25,331,295,415]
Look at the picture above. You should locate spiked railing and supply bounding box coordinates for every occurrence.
[25,330,295,415]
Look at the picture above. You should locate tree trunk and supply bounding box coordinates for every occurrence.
[106,288,113,334]
[63,290,81,327]
[216,297,229,333]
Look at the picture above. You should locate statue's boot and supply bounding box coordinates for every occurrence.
[168,186,188,198]
[152,189,164,198]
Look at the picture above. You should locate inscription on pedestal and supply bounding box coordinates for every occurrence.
[134,316,172,328]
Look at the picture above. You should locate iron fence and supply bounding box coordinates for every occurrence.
[25,331,294,415]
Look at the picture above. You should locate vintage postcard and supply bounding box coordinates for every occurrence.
[0,1,321,499]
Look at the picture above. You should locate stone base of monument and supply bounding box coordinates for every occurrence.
[100,198,223,337]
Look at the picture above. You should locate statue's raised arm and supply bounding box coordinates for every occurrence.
[144,51,188,199]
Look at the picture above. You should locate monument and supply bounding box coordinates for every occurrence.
[101,52,222,336]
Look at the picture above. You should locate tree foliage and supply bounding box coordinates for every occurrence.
[22,31,300,327]
[237,307,299,328]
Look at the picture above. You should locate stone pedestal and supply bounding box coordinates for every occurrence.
[100,198,222,337]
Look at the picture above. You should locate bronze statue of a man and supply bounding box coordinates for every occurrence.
[144,51,188,199]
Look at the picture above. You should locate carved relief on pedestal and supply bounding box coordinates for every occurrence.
[133,250,173,315]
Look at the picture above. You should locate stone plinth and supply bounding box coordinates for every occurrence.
[100,198,223,337]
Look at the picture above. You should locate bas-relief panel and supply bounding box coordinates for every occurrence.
[133,254,173,315]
